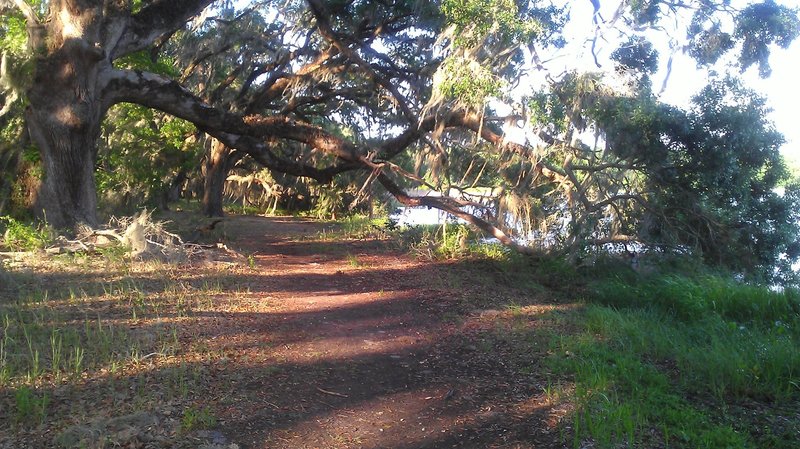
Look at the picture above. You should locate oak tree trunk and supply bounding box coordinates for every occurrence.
[202,138,230,217]
[25,3,115,229]
[27,103,103,228]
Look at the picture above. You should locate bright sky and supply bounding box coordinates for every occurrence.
[652,28,800,165]
[746,42,800,163]
[546,0,800,165]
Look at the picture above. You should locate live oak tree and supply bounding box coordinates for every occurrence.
[0,0,798,282]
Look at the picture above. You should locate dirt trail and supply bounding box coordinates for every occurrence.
[0,215,569,449]
[203,216,567,449]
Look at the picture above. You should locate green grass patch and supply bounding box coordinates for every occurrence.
[592,275,800,324]
[181,405,216,432]
[13,386,49,425]
[0,216,53,251]
[346,252,363,267]
[0,304,175,384]
[314,214,397,241]
[0,276,191,386]
[546,273,800,448]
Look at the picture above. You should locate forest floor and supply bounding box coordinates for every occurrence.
[0,213,580,448]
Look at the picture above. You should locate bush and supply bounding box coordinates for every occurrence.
[400,223,482,260]
[0,216,52,251]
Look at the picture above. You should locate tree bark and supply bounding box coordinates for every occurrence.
[27,95,104,227]
[202,138,230,217]
[26,2,117,228]
[15,0,213,229]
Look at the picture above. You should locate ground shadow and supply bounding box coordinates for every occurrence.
[0,214,574,448]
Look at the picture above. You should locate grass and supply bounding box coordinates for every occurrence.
[543,273,800,448]
[13,385,49,425]
[0,276,193,385]
[0,243,239,428]
[181,405,217,432]
[346,252,363,267]
[2,212,798,448]
[591,275,800,324]
[0,211,270,447]
[312,213,399,242]
[430,245,800,448]
[0,216,53,251]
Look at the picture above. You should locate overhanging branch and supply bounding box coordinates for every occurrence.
[112,0,214,59]
[307,0,417,123]
[377,173,537,255]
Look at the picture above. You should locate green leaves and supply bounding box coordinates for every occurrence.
[441,0,544,47]
[113,50,180,77]
[528,91,567,133]
[688,24,735,66]
[654,77,799,283]
[736,0,800,77]
[611,37,659,76]
[97,104,199,209]
[629,0,662,26]
[434,56,501,106]
[0,15,27,57]
[433,0,567,107]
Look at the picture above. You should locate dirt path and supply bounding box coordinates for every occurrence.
[0,215,572,449]
[198,216,568,449]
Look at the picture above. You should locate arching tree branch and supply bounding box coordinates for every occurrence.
[112,0,214,59]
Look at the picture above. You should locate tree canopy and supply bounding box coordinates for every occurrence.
[0,0,799,283]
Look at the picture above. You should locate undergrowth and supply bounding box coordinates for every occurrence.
[439,242,800,448]
[545,272,800,448]
[0,216,53,251]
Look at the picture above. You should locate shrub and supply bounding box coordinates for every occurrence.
[0,216,52,251]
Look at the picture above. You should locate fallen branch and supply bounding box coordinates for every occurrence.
[91,229,125,242]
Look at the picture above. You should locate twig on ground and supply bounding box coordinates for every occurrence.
[139,352,160,361]
[316,387,349,398]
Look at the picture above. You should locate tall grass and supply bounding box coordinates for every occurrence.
[1,305,159,384]
[0,278,189,386]
[548,273,800,448]
[592,275,800,324]
[578,306,800,401]
[550,333,746,449]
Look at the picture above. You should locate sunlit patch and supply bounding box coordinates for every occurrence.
[0,214,578,447]
[58,10,85,39]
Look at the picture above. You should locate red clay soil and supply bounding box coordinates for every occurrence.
[200,216,571,449]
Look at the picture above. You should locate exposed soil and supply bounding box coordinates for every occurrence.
[0,215,576,448]
[200,216,570,449]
